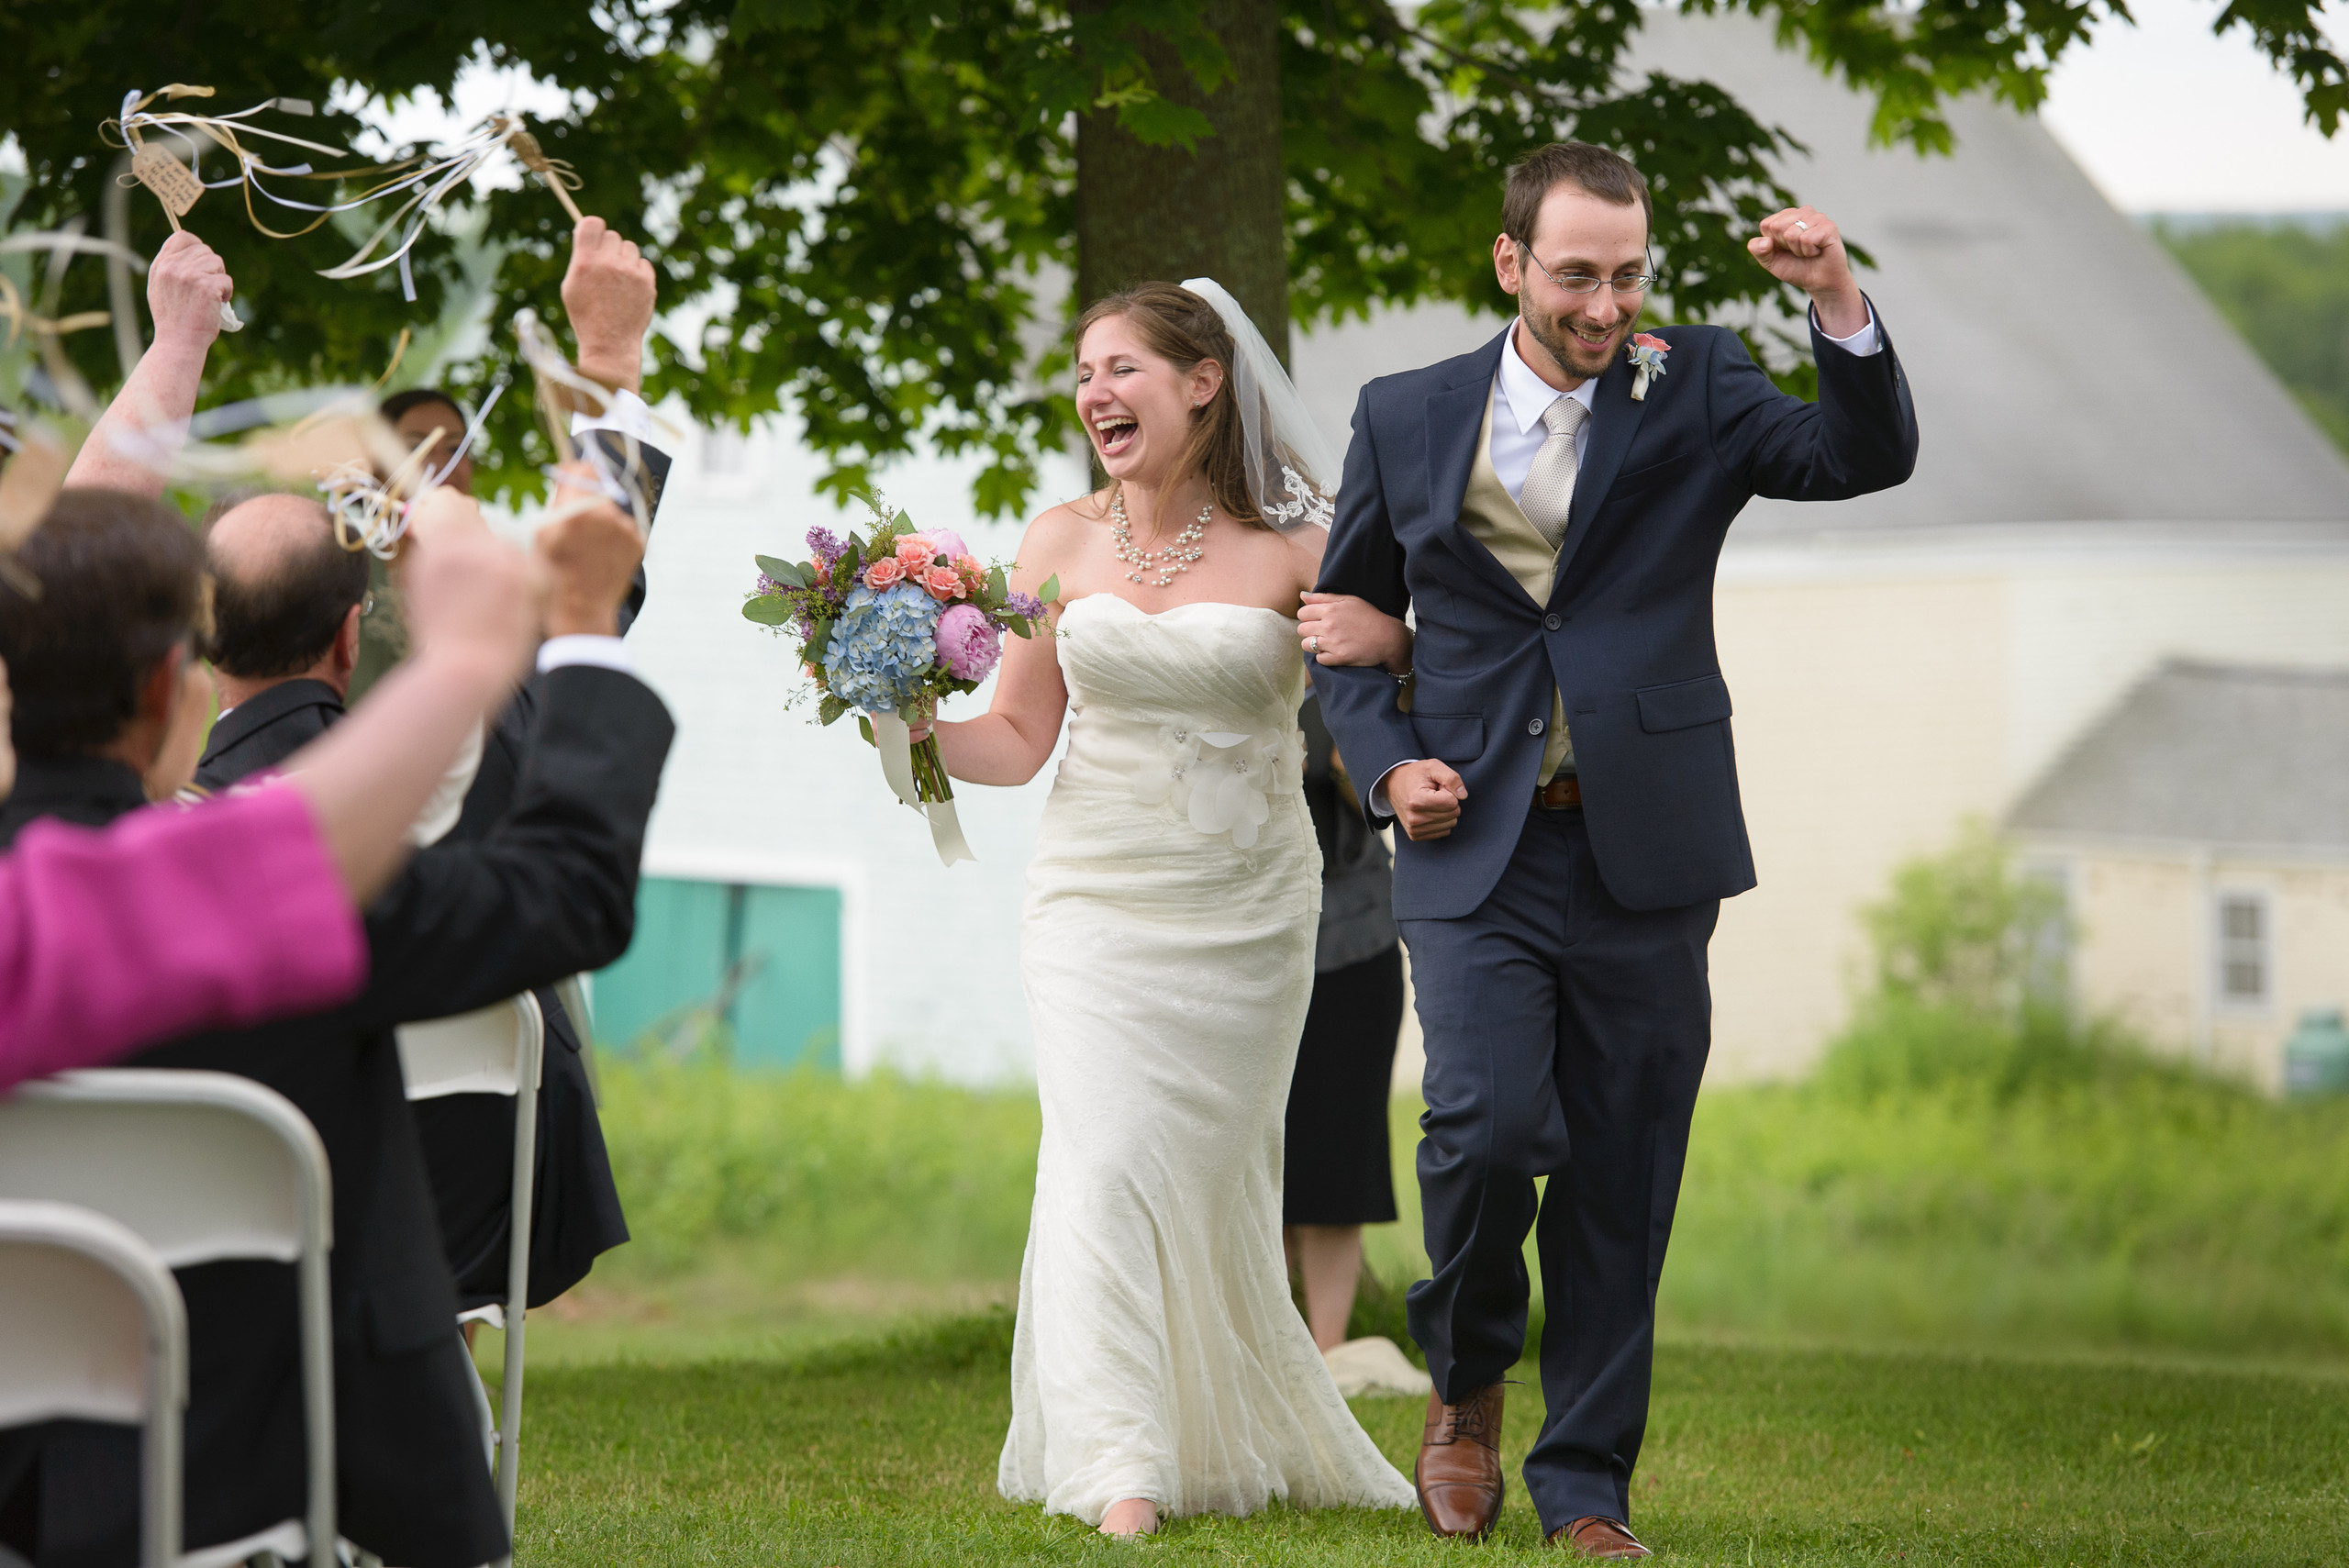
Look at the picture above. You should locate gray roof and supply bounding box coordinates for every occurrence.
[2007,662,2349,851]
[1292,12,2349,535]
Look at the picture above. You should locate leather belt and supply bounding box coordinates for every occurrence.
[1533,775,1583,810]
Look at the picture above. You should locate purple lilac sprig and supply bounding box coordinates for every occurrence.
[1004,589,1047,619]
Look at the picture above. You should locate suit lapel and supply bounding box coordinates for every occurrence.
[1423,329,1538,606]
[1553,350,1647,593]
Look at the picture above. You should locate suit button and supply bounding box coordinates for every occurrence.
[1528,717,1545,736]
[1544,614,1562,630]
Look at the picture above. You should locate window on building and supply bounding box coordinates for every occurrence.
[2215,892,2271,1010]
[2019,861,2073,1010]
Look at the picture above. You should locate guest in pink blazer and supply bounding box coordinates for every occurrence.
[0,488,542,1085]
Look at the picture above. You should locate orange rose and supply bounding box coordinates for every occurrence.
[864,556,906,588]
[922,564,967,600]
[895,536,936,573]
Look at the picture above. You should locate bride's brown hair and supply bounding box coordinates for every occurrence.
[1074,282,1271,531]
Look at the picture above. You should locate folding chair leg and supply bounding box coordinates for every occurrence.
[494,1006,541,1568]
[462,1327,497,1469]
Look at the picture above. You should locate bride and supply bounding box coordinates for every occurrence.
[923,279,1419,1537]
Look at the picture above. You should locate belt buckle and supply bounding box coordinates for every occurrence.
[1535,775,1582,811]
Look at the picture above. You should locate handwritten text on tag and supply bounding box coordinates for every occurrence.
[130,144,205,218]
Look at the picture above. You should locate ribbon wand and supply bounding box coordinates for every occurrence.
[501,117,586,224]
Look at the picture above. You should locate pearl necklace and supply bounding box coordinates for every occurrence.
[1111,490,1210,587]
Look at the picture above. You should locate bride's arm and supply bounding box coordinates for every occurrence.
[1297,592,1412,674]
[925,515,1071,786]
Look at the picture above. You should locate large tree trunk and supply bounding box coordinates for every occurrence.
[1074,2,1286,363]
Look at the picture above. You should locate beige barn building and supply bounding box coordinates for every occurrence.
[2007,663,2349,1092]
[619,14,2349,1089]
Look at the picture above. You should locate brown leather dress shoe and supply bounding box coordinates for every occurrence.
[1548,1516,1651,1558]
[1414,1383,1505,1539]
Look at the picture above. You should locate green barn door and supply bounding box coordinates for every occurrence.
[593,876,843,1070]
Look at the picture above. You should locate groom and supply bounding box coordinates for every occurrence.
[1311,142,1916,1555]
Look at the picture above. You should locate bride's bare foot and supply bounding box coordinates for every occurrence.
[1099,1498,1159,1538]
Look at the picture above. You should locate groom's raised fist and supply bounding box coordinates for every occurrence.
[1748,206,1867,339]
[1386,759,1467,841]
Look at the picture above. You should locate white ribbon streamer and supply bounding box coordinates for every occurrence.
[871,711,921,806]
[924,801,976,866]
[870,710,977,865]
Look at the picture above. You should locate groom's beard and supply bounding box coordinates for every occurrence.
[1521,306,1635,384]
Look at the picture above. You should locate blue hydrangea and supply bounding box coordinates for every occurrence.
[822,580,941,712]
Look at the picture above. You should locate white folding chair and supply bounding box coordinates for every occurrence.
[0,1072,333,1568]
[395,993,542,1554]
[0,1200,187,1568]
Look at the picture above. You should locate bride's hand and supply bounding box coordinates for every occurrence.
[1298,593,1412,674]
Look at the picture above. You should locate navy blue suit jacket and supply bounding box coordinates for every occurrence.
[1311,310,1918,918]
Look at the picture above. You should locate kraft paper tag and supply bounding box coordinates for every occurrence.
[130,143,204,217]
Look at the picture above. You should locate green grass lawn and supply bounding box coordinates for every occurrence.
[503,1001,2349,1562]
[507,1310,2349,1565]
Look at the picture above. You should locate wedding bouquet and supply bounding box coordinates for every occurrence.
[742,506,1053,863]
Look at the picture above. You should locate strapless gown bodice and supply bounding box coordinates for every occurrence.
[1050,595,1309,850]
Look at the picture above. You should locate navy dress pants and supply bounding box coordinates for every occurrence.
[1398,803,1717,1530]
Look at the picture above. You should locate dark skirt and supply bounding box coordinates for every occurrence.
[1282,943,1407,1227]
[411,989,629,1312]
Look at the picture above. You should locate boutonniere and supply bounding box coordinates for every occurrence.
[1627,333,1670,401]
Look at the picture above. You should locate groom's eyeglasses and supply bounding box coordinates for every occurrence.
[1518,242,1656,296]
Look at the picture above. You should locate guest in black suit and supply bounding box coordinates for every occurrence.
[1314,143,1918,1551]
[395,219,672,1319]
[0,480,673,1568]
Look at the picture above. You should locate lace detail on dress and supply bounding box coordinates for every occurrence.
[1130,723,1306,849]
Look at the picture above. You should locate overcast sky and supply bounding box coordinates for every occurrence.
[2041,0,2349,212]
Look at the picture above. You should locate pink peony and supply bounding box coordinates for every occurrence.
[935,603,1002,680]
[922,564,967,601]
[926,528,970,561]
[863,555,906,588]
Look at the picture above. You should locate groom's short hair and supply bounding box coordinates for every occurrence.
[1503,143,1652,247]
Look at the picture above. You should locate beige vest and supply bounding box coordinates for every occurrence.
[1460,388,1574,781]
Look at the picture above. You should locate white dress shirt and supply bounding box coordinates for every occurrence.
[1370,304,1882,817]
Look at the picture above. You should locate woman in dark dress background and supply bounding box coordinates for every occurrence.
[1284,694,1430,1394]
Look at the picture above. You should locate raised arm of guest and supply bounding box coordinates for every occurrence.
[561,216,668,633]
[0,499,540,1084]
[61,232,235,496]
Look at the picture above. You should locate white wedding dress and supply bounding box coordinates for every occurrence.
[997,594,1417,1525]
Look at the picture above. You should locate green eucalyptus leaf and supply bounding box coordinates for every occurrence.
[755,555,807,586]
[742,595,793,626]
[1005,615,1033,639]
[818,693,849,726]
[1038,573,1061,604]
[987,564,1008,600]
[856,713,876,746]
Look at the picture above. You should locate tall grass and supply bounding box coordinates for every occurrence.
[585,828,2349,1362]
[595,1054,1040,1278]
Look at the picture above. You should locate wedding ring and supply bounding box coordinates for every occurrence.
[1306,636,1320,653]
[1795,220,1809,231]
